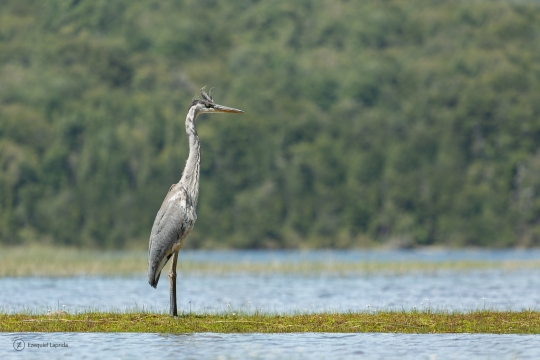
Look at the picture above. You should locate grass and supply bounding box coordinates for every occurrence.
[1,246,540,277]
[2,311,540,333]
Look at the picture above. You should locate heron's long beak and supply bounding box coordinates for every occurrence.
[213,104,244,114]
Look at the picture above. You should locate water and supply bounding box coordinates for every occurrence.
[1,332,540,359]
[3,250,540,359]
[2,269,540,314]
[2,250,540,314]
[180,248,540,263]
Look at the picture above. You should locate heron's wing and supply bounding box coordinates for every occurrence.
[147,185,193,287]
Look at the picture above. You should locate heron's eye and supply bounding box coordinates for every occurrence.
[205,103,212,108]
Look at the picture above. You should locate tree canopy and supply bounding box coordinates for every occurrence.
[1,0,540,249]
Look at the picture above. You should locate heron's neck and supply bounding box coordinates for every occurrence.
[179,107,201,205]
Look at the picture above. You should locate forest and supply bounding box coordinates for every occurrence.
[1,0,540,249]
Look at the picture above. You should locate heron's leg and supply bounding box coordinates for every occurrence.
[169,251,179,317]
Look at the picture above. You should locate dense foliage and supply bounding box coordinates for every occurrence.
[1,0,540,249]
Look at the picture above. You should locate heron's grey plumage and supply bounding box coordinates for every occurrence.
[147,184,196,288]
[147,88,243,316]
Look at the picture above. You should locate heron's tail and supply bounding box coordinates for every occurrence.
[148,252,172,288]
[149,271,160,288]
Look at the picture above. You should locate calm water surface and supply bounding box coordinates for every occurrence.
[1,332,539,359]
[2,270,540,314]
[2,250,540,314]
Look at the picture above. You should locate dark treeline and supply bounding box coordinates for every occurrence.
[1,0,540,249]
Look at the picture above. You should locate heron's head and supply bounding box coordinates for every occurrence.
[189,87,244,116]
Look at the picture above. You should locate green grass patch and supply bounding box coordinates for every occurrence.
[2,311,540,334]
[1,246,540,277]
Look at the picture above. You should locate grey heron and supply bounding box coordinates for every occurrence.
[147,88,244,317]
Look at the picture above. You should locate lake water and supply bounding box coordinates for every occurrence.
[2,249,540,314]
[1,332,540,359]
[3,250,540,359]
